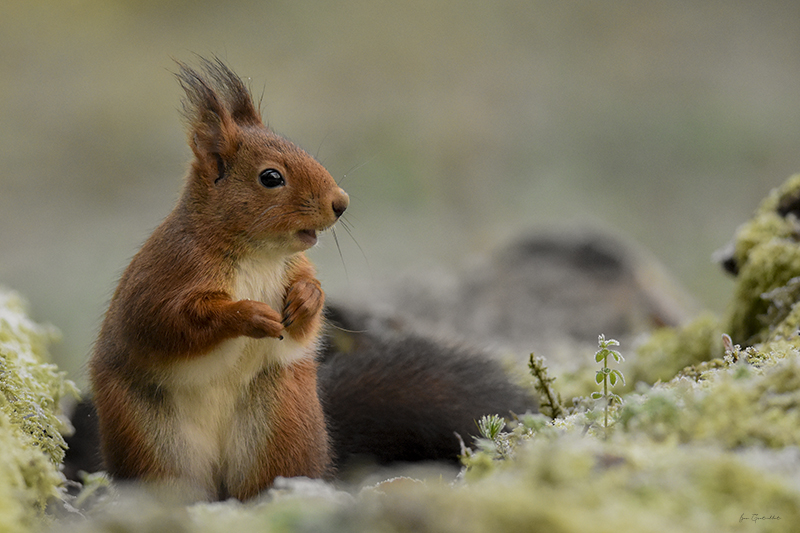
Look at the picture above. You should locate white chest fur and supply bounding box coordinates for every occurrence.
[168,252,311,389]
[165,251,315,496]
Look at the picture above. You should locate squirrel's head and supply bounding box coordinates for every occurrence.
[175,57,349,254]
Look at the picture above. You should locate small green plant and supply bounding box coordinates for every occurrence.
[474,414,511,459]
[466,412,553,468]
[477,414,506,441]
[591,334,625,435]
[528,353,565,419]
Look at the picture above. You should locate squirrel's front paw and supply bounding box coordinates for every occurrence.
[231,299,285,339]
[282,279,324,339]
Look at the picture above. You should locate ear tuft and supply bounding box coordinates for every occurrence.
[174,56,263,178]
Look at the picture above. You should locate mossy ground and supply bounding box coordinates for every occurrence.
[0,289,77,533]
[9,176,800,532]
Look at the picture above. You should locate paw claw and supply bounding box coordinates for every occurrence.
[281,279,324,337]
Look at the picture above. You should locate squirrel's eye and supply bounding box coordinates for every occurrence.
[258,168,285,188]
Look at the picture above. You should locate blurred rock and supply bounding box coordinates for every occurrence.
[338,227,697,365]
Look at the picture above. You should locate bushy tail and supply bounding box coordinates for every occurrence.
[319,304,536,471]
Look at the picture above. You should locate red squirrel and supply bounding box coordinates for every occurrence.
[87,57,533,501]
[89,57,348,501]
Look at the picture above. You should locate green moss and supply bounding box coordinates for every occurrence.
[621,174,800,384]
[766,302,800,348]
[730,174,800,268]
[722,174,800,345]
[0,287,78,531]
[445,440,798,533]
[726,239,800,344]
[631,312,722,386]
[620,357,800,449]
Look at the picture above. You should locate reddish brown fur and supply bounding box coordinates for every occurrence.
[89,57,347,500]
[232,358,329,500]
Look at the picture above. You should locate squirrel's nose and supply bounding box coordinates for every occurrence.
[332,189,349,219]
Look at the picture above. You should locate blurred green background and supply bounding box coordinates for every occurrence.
[1,0,798,387]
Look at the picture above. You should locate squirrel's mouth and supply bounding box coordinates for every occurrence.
[296,229,318,247]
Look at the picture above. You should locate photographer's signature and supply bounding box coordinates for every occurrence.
[740,513,781,523]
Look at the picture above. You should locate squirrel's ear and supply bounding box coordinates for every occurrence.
[176,62,239,180]
[175,57,261,182]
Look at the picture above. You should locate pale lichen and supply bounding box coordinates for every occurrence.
[0,287,78,531]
